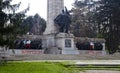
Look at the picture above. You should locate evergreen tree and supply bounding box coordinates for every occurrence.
[94,0,120,54]
[0,0,29,48]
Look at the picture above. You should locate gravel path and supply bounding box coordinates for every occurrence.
[8,54,120,60]
[79,70,120,73]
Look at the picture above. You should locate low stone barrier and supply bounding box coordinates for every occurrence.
[9,49,44,55]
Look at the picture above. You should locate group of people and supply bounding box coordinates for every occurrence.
[76,42,103,50]
[14,39,42,49]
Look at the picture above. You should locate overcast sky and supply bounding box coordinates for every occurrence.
[12,0,75,20]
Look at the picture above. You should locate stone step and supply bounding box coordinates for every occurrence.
[62,49,79,54]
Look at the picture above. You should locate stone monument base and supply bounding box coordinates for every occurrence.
[42,34,60,54]
[56,33,79,54]
[42,33,79,54]
[62,48,79,54]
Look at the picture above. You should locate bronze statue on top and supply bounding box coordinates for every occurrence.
[54,7,71,33]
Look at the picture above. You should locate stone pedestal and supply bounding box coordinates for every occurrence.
[42,34,56,48]
[42,33,79,54]
[56,33,79,54]
[42,34,60,54]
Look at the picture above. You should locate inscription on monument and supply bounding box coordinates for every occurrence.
[65,39,71,47]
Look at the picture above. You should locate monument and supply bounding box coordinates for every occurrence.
[8,0,106,55]
[43,0,79,54]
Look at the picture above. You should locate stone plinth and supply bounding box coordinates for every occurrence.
[42,34,60,54]
[56,33,79,54]
[42,33,79,54]
[56,33,74,49]
[42,34,56,48]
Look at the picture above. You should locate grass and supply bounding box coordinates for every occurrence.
[66,64,120,71]
[0,61,120,73]
[0,62,77,73]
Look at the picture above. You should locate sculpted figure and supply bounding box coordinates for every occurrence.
[54,7,71,33]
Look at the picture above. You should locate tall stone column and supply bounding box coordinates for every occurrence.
[44,0,64,34]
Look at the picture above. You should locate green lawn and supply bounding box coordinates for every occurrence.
[0,62,77,73]
[1,61,120,73]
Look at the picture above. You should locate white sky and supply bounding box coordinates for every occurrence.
[12,0,75,20]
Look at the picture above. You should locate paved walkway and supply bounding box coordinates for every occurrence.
[16,60,120,65]
[76,60,120,73]
[79,70,120,73]
[8,54,120,60]
[75,60,120,65]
